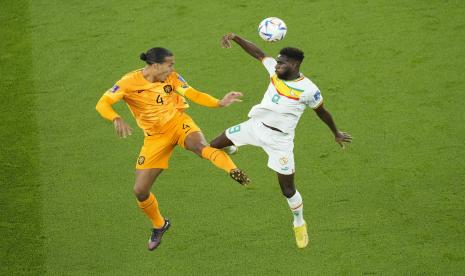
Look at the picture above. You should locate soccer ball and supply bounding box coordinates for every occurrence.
[258,17,287,42]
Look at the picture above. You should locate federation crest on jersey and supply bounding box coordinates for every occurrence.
[137,156,145,165]
[279,157,289,165]
[163,85,173,94]
[109,85,119,93]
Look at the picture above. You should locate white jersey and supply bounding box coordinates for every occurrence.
[247,57,323,134]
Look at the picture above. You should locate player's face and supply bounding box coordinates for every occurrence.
[153,56,175,81]
[275,55,297,80]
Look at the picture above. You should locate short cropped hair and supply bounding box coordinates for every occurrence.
[140,47,173,64]
[279,47,304,63]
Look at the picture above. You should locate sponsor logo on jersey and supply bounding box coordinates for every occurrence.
[110,85,119,93]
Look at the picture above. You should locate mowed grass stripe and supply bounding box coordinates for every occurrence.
[0,1,45,274]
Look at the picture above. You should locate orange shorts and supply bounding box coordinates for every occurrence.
[136,112,201,169]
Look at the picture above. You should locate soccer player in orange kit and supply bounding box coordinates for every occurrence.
[96,47,250,251]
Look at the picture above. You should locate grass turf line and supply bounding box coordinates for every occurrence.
[0,1,44,274]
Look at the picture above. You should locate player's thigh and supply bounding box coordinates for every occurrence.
[263,133,295,175]
[136,134,176,170]
[175,113,203,150]
[134,168,164,200]
[225,119,260,147]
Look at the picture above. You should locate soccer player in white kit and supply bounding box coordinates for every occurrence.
[210,33,352,248]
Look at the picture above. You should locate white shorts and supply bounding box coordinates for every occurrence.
[225,118,295,175]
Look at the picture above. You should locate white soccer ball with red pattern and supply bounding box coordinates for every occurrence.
[258,17,287,42]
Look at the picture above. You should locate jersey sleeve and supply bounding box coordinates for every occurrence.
[261,57,277,76]
[96,81,129,121]
[300,88,323,109]
[103,81,128,103]
[95,78,131,121]
[184,88,220,108]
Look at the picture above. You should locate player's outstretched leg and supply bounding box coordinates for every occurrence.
[208,131,250,185]
[185,131,250,185]
[201,146,250,185]
[278,173,308,248]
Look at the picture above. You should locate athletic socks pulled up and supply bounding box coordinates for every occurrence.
[287,190,305,227]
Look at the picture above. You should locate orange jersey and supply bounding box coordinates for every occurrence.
[104,70,190,135]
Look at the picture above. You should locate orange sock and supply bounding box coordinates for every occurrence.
[137,192,165,229]
[201,146,237,173]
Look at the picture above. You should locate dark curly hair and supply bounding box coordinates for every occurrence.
[279,47,304,63]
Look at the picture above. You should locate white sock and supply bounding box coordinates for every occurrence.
[286,190,305,227]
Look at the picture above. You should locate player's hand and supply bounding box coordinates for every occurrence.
[335,131,352,149]
[219,91,243,107]
[221,33,236,48]
[113,117,133,138]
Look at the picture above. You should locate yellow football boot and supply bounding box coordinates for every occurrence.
[293,222,308,248]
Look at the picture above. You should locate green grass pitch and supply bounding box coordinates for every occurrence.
[2,0,465,274]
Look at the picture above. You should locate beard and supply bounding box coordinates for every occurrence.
[276,70,292,80]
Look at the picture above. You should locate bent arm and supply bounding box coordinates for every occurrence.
[179,87,220,108]
[232,35,266,61]
[96,94,122,121]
